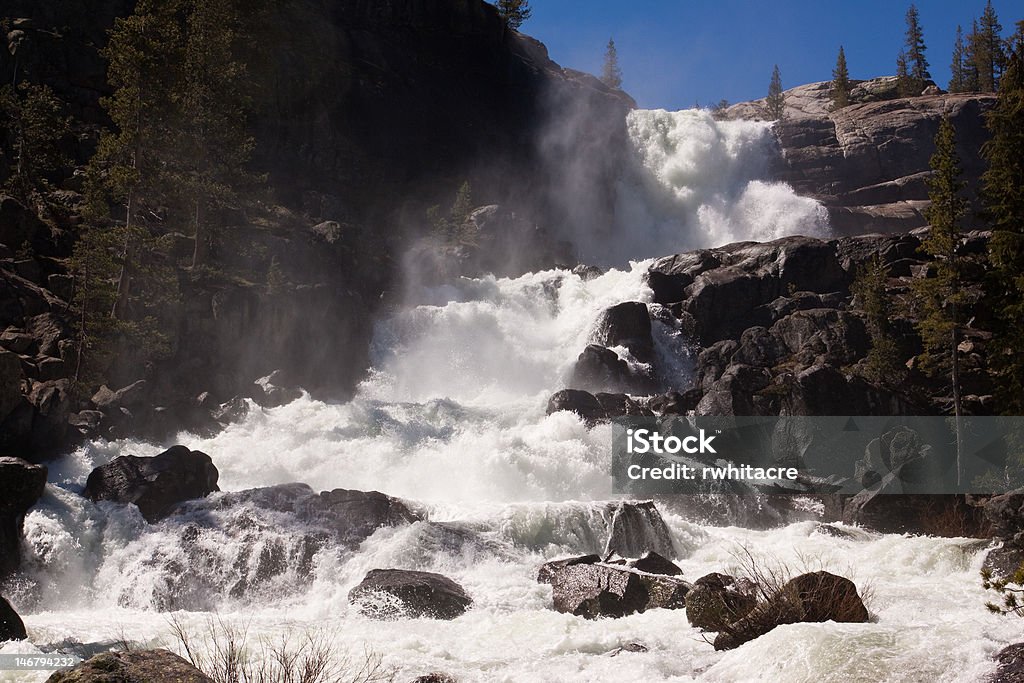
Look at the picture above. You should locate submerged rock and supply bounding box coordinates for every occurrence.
[0,457,47,579]
[349,569,472,620]
[83,445,219,523]
[45,649,212,682]
[713,571,868,650]
[0,595,27,641]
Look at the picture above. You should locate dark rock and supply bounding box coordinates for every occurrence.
[569,344,652,395]
[713,571,868,650]
[411,674,458,683]
[349,569,472,620]
[983,491,1024,541]
[646,390,701,416]
[814,523,860,540]
[685,573,757,632]
[991,643,1024,683]
[608,642,649,656]
[545,561,689,619]
[44,649,213,682]
[83,445,219,523]
[90,379,149,411]
[605,501,675,559]
[984,546,1024,581]
[251,370,303,408]
[546,389,605,424]
[571,264,604,280]
[593,302,654,364]
[316,488,421,544]
[647,251,722,305]
[0,595,27,641]
[628,551,682,576]
[593,392,654,418]
[0,457,47,579]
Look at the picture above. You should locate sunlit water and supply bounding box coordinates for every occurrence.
[1,112,1013,683]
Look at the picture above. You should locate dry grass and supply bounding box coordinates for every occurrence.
[169,615,395,683]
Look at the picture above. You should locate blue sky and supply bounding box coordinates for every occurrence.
[523,1,1023,110]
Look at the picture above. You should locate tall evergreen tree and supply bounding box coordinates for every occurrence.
[177,0,256,269]
[913,117,968,481]
[766,65,785,120]
[831,46,852,109]
[494,0,531,31]
[904,4,931,94]
[896,51,915,97]
[601,38,623,90]
[853,255,902,383]
[950,25,968,93]
[0,83,70,201]
[973,0,1007,92]
[965,19,984,92]
[982,22,1024,414]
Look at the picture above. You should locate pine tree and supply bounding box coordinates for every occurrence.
[965,19,984,92]
[766,65,785,120]
[904,4,931,94]
[831,46,852,109]
[601,38,623,90]
[896,51,915,97]
[950,25,968,93]
[973,0,1006,92]
[913,117,968,481]
[853,255,902,383]
[982,22,1024,414]
[0,83,70,201]
[494,0,531,31]
[176,0,257,270]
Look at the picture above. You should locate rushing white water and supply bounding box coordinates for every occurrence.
[0,111,1013,683]
[569,108,830,265]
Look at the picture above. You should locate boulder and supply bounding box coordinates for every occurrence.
[90,379,149,412]
[713,571,868,650]
[569,344,652,395]
[0,457,47,579]
[411,674,458,683]
[629,551,682,576]
[0,595,27,641]
[543,560,689,619]
[251,370,302,408]
[685,573,757,632]
[546,389,606,424]
[604,501,676,559]
[592,302,654,364]
[537,554,602,585]
[348,569,472,620]
[45,649,212,683]
[83,445,219,523]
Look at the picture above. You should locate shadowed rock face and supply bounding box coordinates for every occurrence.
[348,569,472,620]
[45,649,213,683]
[0,595,27,641]
[723,79,996,236]
[0,457,47,579]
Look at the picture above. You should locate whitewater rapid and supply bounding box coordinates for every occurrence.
[1,111,1016,682]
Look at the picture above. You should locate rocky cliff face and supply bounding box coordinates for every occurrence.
[0,0,634,460]
[724,79,996,236]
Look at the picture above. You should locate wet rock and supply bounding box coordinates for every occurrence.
[83,445,219,522]
[90,379,149,412]
[608,642,649,656]
[316,488,421,545]
[605,501,676,559]
[713,571,869,650]
[628,551,682,576]
[593,302,654,364]
[0,457,47,579]
[0,595,27,641]
[685,573,757,632]
[45,649,212,682]
[991,642,1024,683]
[537,554,602,584]
[349,569,472,620]
[571,264,604,280]
[544,560,689,619]
[410,674,458,683]
[546,389,605,424]
[646,390,701,416]
[251,370,302,408]
[569,344,652,395]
